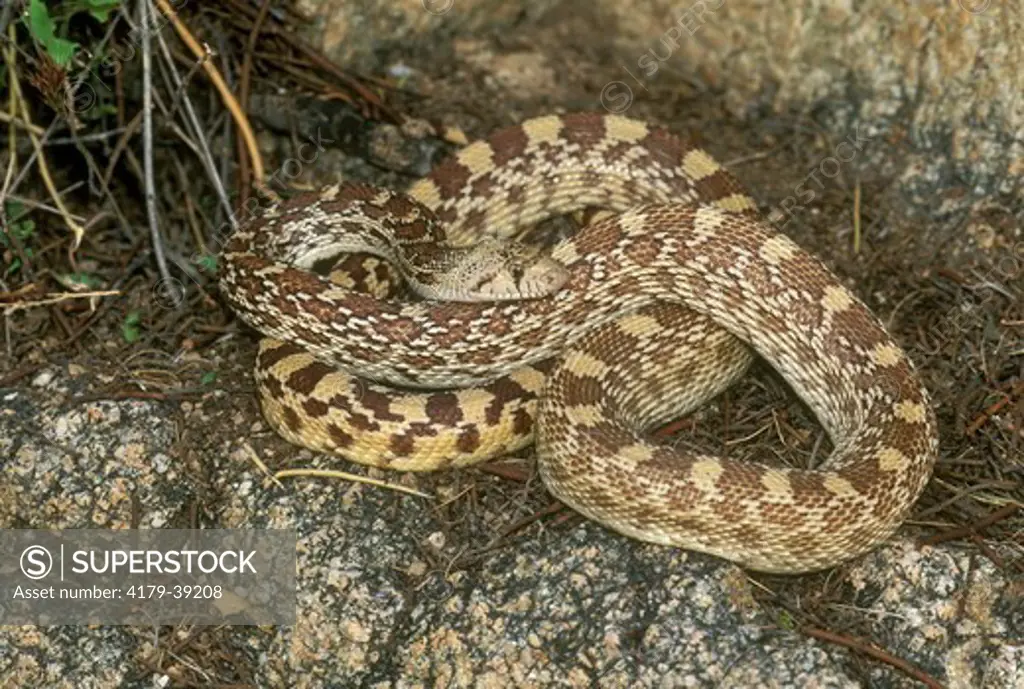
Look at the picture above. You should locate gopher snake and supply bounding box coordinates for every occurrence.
[220,113,938,573]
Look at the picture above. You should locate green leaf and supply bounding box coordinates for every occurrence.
[91,103,118,117]
[122,310,142,342]
[47,37,79,66]
[200,371,218,386]
[2,202,36,244]
[196,254,218,272]
[13,219,36,240]
[4,200,24,218]
[27,0,58,45]
[87,0,121,22]
[27,0,80,66]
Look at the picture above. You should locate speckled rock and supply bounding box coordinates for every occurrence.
[3,365,1018,687]
[232,466,864,688]
[305,2,1022,206]
[295,0,562,71]
[840,539,1024,689]
[0,626,136,688]
[0,367,184,529]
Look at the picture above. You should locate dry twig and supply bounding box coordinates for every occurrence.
[139,0,175,301]
[800,625,946,689]
[2,25,85,249]
[153,0,267,192]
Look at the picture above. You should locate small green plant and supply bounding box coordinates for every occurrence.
[776,610,797,630]
[27,0,123,67]
[121,309,142,342]
[56,271,102,290]
[1,201,37,276]
[194,253,218,273]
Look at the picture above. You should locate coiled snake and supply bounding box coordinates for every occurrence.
[220,113,938,573]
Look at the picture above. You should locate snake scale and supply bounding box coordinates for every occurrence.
[220,113,939,573]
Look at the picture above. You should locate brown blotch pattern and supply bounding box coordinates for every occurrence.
[358,388,404,423]
[484,376,531,425]
[429,158,472,200]
[389,433,416,457]
[286,360,336,396]
[425,392,464,426]
[557,371,603,407]
[281,407,302,433]
[638,130,686,171]
[456,426,482,454]
[561,113,607,148]
[326,423,354,449]
[487,124,531,166]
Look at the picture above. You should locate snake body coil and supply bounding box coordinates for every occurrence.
[220,113,938,573]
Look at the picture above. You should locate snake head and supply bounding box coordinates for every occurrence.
[430,238,570,302]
